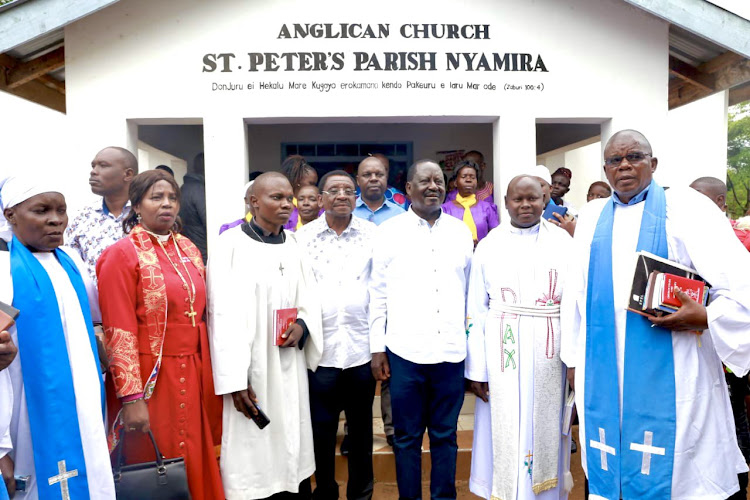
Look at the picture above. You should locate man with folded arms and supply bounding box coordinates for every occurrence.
[370,159,473,500]
[297,170,377,500]
[562,129,750,499]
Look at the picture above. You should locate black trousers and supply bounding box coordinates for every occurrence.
[308,362,376,500]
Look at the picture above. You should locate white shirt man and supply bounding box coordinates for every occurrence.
[370,160,473,499]
[296,170,377,500]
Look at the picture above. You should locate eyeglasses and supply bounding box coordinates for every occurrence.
[604,152,651,167]
[322,189,356,197]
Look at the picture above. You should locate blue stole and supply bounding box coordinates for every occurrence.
[584,181,675,499]
[0,479,8,500]
[10,236,103,500]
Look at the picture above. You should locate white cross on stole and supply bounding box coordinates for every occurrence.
[590,427,616,471]
[48,460,79,500]
[629,431,666,475]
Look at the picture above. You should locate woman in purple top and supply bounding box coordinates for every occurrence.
[280,155,318,231]
[441,160,499,246]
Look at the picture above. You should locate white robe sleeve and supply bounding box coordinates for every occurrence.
[669,190,750,376]
[294,244,323,371]
[368,225,390,354]
[560,201,602,370]
[207,232,256,395]
[0,369,12,459]
[560,244,586,369]
[465,241,489,382]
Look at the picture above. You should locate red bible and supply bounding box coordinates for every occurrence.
[660,273,707,309]
[273,308,297,346]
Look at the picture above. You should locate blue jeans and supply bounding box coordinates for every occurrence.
[387,350,465,500]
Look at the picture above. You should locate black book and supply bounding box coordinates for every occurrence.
[627,251,710,318]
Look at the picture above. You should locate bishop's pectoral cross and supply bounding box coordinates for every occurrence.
[185,306,197,327]
[279,262,284,276]
[48,460,78,500]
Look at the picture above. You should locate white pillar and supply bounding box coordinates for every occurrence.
[203,114,248,255]
[493,115,537,219]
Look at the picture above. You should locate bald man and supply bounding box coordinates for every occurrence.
[355,156,405,225]
[690,176,728,212]
[65,146,136,283]
[466,175,573,500]
[563,129,750,499]
[208,172,323,500]
[364,153,409,210]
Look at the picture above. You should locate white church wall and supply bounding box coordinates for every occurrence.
[662,90,729,188]
[0,92,81,208]
[56,0,676,243]
[564,141,604,209]
[137,140,189,182]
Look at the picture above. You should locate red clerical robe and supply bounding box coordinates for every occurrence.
[97,227,223,500]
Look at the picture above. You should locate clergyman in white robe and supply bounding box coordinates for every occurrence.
[561,186,750,499]
[0,246,115,500]
[208,225,322,500]
[467,219,573,500]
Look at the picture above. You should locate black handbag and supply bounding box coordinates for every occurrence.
[112,430,192,499]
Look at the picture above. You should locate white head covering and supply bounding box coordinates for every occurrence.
[0,175,63,242]
[244,181,254,197]
[528,165,552,186]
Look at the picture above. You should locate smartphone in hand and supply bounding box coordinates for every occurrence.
[250,402,270,429]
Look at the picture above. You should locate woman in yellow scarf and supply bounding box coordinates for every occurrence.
[441,160,500,246]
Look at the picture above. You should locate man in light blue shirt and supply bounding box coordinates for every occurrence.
[351,155,404,451]
[354,156,405,226]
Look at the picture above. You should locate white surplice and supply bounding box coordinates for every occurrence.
[0,246,115,500]
[561,187,750,500]
[0,370,11,461]
[467,220,572,500]
[207,226,322,500]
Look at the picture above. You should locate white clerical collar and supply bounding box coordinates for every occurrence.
[508,221,541,235]
[144,230,171,242]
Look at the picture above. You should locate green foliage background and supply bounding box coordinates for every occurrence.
[727,102,750,219]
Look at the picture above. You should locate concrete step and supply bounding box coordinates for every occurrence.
[332,415,474,483]
[323,421,590,500]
